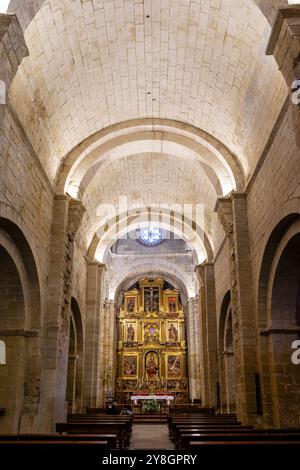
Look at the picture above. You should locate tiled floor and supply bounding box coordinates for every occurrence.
[130,424,174,449]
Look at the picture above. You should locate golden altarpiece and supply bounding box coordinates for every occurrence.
[116,278,189,404]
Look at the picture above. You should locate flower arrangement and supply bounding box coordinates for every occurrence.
[141,399,159,414]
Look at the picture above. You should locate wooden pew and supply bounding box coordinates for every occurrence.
[0,439,109,461]
[180,432,300,450]
[172,426,253,445]
[168,412,248,442]
[56,421,129,449]
[0,433,116,449]
[169,411,300,455]
[189,440,300,456]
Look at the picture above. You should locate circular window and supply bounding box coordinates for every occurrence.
[138,227,163,246]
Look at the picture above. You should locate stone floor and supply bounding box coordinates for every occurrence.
[130,424,174,449]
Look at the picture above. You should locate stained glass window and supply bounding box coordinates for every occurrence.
[138,227,163,246]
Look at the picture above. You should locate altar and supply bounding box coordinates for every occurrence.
[131,395,174,406]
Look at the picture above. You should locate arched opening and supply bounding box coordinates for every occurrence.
[219,291,236,413]
[0,245,26,431]
[258,214,300,426]
[268,233,300,426]
[0,216,42,432]
[66,298,84,413]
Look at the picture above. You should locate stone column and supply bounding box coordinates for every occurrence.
[38,196,85,432]
[215,192,258,424]
[196,263,218,408]
[83,262,106,409]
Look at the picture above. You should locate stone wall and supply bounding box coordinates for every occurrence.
[214,239,231,329]
[247,102,300,297]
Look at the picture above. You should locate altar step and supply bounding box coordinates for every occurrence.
[133,414,168,424]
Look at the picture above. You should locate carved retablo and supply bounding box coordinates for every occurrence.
[116,278,188,404]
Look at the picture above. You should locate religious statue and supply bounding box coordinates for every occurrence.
[127,298,135,313]
[144,297,151,313]
[168,355,180,377]
[168,297,176,313]
[123,356,137,376]
[127,323,135,342]
[145,353,159,379]
[168,323,178,342]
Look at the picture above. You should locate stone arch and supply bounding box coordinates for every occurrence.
[58,119,244,198]
[66,297,84,413]
[87,207,214,266]
[257,213,300,426]
[219,291,236,413]
[257,213,299,329]
[114,270,190,310]
[0,216,42,432]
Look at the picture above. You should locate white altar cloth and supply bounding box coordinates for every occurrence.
[130,395,174,405]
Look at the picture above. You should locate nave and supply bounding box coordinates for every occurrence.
[0,0,300,463]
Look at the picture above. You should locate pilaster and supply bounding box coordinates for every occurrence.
[38,196,85,431]
[215,192,258,424]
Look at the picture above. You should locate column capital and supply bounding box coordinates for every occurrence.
[67,199,86,240]
[0,13,29,125]
[0,14,29,83]
[266,6,300,85]
[215,196,234,238]
[195,262,215,285]
[87,261,106,269]
[195,264,205,284]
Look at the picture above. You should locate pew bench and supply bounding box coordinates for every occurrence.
[56,421,130,449]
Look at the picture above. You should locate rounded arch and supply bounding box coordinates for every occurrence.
[97,223,207,266]
[0,202,43,312]
[0,214,42,432]
[114,269,191,309]
[219,291,232,352]
[66,297,84,413]
[257,213,300,328]
[0,214,41,330]
[87,207,214,265]
[0,231,28,330]
[58,119,244,198]
[257,213,300,427]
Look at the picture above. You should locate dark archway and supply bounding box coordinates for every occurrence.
[0,217,41,432]
[219,291,236,413]
[269,233,300,426]
[66,297,84,413]
[257,214,300,426]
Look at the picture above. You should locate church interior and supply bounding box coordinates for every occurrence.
[0,0,300,457]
